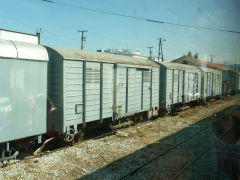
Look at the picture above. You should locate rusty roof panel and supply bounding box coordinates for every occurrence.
[173,56,233,71]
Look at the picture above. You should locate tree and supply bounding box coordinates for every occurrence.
[187,51,192,57]
[194,53,198,58]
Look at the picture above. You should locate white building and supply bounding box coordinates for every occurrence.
[97,49,141,56]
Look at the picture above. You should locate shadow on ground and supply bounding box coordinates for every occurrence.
[79,106,238,180]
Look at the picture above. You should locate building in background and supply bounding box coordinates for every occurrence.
[225,64,240,93]
[225,64,240,72]
[97,49,141,56]
[96,49,161,61]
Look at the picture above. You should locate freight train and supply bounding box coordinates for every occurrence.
[0,29,237,161]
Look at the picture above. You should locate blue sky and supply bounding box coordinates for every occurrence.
[0,0,240,64]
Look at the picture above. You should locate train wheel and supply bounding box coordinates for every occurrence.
[158,109,167,117]
[65,128,75,143]
[167,106,174,114]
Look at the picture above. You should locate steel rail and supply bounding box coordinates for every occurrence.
[170,128,232,179]
[119,116,219,179]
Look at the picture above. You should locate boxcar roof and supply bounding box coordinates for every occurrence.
[197,66,223,74]
[0,39,48,61]
[46,46,159,67]
[159,61,200,71]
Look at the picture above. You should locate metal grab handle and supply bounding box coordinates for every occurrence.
[75,104,83,114]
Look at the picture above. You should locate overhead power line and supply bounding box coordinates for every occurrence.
[41,0,240,34]
[0,16,37,29]
[0,15,80,42]
[0,15,137,47]
[1,15,150,52]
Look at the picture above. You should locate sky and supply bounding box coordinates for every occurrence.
[0,0,240,64]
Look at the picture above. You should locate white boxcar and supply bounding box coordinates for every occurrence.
[0,39,48,157]
[198,67,222,101]
[159,62,201,112]
[46,46,159,141]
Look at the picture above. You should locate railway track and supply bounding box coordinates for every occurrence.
[119,107,234,180]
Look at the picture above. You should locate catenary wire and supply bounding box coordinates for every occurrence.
[41,0,240,34]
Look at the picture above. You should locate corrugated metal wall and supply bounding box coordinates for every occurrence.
[159,66,166,108]
[151,67,159,108]
[142,70,151,110]
[116,66,127,116]
[159,67,193,110]
[188,73,194,101]
[102,64,114,119]
[203,72,207,98]
[207,72,211,97]
[172,70,178,104]
[212,74,222,96]
[85,62,100,122]
[62,61,114,131]
[172,70,184,104]
[135,69,142,111]
[115,66,153,117]
[184,71,189,102]
[166,69,173,107]
[63,60,83,128]
[127,68,137,113]
[178,70,184,103]
[186,71,200,102]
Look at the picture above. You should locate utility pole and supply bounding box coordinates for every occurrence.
[158,39,161,62]
[78,30,88,50]
[36,28,42,44]
[147,46,153,60]
[158,38,166,62]
[210,54,215,62]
